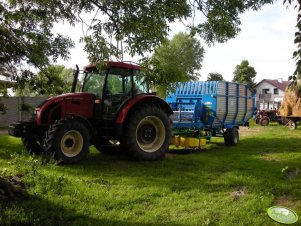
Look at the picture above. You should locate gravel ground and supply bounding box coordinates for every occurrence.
[0,129,8,135]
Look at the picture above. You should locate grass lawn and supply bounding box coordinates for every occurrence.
[0,124,300,225]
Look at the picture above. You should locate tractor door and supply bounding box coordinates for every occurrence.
[82,69,106,120]
[82,65,147,122]
[102,67,133,120]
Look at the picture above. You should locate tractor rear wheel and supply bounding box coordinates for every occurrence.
[125,105,171,160]
[22,137,44,154]
[224,128,239,146]
[44,118,90,164]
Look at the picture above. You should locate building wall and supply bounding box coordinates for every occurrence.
[255,81,286,110]
[0,97,48,127]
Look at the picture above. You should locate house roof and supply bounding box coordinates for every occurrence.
[255,79,290,91]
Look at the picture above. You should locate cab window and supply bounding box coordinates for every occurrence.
[82,72,105,97]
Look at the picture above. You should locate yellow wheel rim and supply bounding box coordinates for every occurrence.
[136,116,165,153]
[60,130,83,157]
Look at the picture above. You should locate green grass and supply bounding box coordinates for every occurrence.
[0,124,301,225]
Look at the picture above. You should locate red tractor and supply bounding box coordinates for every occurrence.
[9,62,172,164]
[254,109,279,126]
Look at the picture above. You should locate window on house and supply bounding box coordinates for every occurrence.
[274,88,279,95]
[262,89,269,94]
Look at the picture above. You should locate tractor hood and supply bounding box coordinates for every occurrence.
[36,92,95,126]
[37,92,94,107]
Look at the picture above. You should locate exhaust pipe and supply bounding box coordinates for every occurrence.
[71,64,79,93]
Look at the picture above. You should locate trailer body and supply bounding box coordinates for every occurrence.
[166,81,256,147]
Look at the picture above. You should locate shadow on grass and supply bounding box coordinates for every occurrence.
[2,134,301,198]
[1,194,178,226]
[0,136,24,160]
[99,136,300,191]
[167,148,203,155]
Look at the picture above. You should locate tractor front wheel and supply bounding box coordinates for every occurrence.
[224,128,239,146]
[260,116,270,126]
[44,118,90,164]
[125,105,171,160]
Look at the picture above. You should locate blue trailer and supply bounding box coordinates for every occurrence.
[166,81,256,148]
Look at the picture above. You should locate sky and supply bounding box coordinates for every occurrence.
[55,1,298,83]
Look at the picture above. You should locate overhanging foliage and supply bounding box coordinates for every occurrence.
[1,0,278,82]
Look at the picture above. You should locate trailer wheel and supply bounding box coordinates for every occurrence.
[224,128,239,146]
[288,120,297,130]
[44,118,90,164]
[125,105,171,160]
[22,137,44,154]
[260,116,270,126]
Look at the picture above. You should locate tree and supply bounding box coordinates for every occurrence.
[207,72,224,81]
[2,1,301,90]
[1,1,280,79]
[286,0,301,86]
[0,1,74,80]
[17,65,74,96]
[232,60,256,88]
[0,80,16,114]
[142,32,204,97]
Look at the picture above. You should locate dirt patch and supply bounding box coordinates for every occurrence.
[0,129,8,135]
[238,126,262,137]
[281,166,300,180]
[0,175,25,201]
[230,187,246,201]
[260,153,280,162]
[274,196,299,210]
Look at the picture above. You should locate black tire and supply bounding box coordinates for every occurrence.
[260,116,270,126]
[125,104,171,160]
[94,139,121,155]
[224,128,239,146]
[288,120,297,130]
[255,117,260,124]
[44,118,90,164]
[22,137,44,154]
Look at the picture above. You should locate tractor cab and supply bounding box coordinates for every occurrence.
[82,62,148,121]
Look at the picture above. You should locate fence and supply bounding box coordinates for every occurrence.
[0,97,48,127]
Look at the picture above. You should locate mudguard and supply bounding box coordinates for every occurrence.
[115,94,173,136]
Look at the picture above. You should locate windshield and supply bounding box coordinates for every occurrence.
[82,71,105,97]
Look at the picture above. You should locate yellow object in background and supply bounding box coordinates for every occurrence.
[171,135,206,149]
[249,118,255,127]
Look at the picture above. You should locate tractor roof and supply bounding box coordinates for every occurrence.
[84,61,140,71]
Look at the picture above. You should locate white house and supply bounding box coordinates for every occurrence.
[0,79,16,96]
[254,79,290,110]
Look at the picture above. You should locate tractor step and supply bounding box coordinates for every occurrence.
[100,144,119,149]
